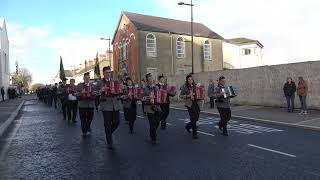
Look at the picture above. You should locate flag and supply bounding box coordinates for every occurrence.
[94,52,101,79]
[59,56,65,80]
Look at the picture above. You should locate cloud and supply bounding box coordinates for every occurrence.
[156,0,320,65]
[7,23,107,84]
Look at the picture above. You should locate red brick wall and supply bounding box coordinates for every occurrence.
[113,14,139,82]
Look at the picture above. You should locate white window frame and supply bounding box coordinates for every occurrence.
[146,33,157,57]
[176,68,186,75]
[176,37,185,59]
[203,40,212,61]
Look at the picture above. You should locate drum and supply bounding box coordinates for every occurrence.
[195,85,205,100]
[156,89,167,104]
[168,86,177,95]
[67,85,76,94]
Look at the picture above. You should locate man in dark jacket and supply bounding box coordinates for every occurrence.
[1,87,5,101]
[283,77,296,112]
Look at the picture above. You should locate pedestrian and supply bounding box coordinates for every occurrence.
[1,86,5,101]
[57,78,69,120]
[140,79,146,115]
[52,83,58,109]
[122,77,137,134]
[179,74,201,139]
[67,79,78,123]
[156,74,176,130]
[77,72,96,136]
[97,66,122,149]
[142,73,161,144]
[297,76,308,114]
[214,76,234,136]
[283,77,296,112]
[208,79,215,109]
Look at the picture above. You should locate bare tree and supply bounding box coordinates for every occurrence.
[11,68,33,88]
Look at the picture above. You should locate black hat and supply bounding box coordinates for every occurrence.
[62,77,68,81]
[84,72,90,76]
[218,76,225,81]
[145,73,152,79]
[158,74,165,80]
[103,66,111,72]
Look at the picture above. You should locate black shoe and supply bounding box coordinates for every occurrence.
[161,125,166,130]
[223,133,229,136]
[185,125,191,133]
[107,144,114,150]
[72,120,77,123]
[88,128,91,132]
[192,134,199,139]
[151,140,157,145]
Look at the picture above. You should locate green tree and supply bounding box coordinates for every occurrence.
[11,68,33,88]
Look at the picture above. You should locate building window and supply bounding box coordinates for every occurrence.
[176,37,185,58]
[176,68,185,75]
[4,53,8,73]
[146,34,157,57]
[243,48,251,55]
[203,40,212,60]
[121,39,128,61]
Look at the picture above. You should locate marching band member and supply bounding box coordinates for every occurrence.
[213,76,233,136]
[122,77,137,134]
[179,74,201,139]
[76,72,96,136]
[142,73,161,144]
[156,74,176,129]
[67,78,78,123]
[57,78,68,120]
[97,66,123,149]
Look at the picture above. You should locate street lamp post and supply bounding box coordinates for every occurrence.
[178,0,194,74]
[100,37,112,67]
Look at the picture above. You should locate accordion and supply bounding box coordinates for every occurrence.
[67,85,76,94]
[194,85,205,100]
[133,88,142,100]
[110,80,122,95]
[104,81,110,96]
[155,89,168,104]
[82,86,95,100]
[227,86,237,98]
[168,86,177,95]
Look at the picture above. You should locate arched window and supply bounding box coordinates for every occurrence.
[203,40,212,60]
[146,34,157,57]
[121,39,128,61]
[176,37,185,58]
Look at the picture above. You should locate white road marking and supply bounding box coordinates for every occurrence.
[248,144,297,158]
[295,117,320,125]
[198,131,215,137]
[137,115,145,119]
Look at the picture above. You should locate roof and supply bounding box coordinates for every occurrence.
[113,12,223,43]
[226,38,264,48]
[64,70,73,77]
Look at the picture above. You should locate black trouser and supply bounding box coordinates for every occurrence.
[95,96,100,111]
[79,107,94,134]
[186,101,200,135]
[67,100,78,122]
[124,107,137,132]
[142,102,146,114]
[53,95,57,109]
[1,94,4,101]
[210,97,215,108]
[102,110,120,145]
[147,112,160,141]
[160,103,170,128]
[285,95,295,112]
[48,95,53,106]
[60,98,67,119]
[217,107,231,134]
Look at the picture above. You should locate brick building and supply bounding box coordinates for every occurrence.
[112,12,224,81]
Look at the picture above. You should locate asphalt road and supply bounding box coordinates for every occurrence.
[0,99,320,180]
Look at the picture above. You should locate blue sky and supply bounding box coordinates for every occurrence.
[1,0,320,84]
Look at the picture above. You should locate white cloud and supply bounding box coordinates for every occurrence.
[157,0,320,64]
[7,23,107,84]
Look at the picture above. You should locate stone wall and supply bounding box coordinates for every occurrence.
[167,61,320,109]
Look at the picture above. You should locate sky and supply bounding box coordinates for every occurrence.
[1,0,320,84]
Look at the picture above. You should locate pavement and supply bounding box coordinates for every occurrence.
[0,97,320,180]
[170,101,320,131]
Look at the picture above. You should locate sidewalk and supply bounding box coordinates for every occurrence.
[0,95,32,136]
[170,101,320,131]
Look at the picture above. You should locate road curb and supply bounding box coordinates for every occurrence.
[0,100,25,137]
[170,106,320,132]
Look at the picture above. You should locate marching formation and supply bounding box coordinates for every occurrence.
[37,66,236,149]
